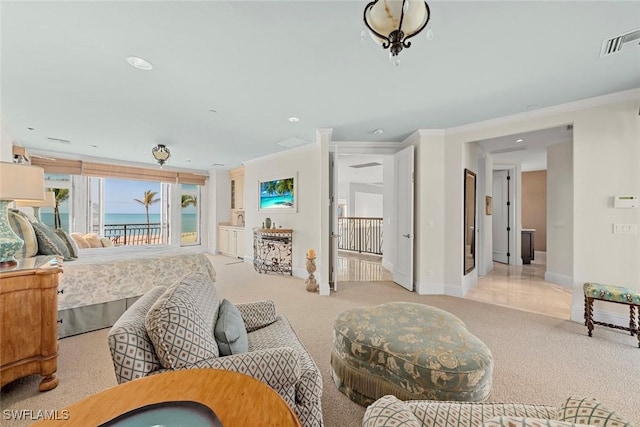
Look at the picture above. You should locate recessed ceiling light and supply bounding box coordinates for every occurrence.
[288,116,300,122]
[186,160,192,163]
[210,163,224,167]
[27,127,35,131]
[209,109,217,114]
[373,129,384,135]
[126,56,153,70]
[91,145,99,148]
[515,138,524,143]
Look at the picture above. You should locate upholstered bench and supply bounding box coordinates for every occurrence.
[583,282,640,347]
[330,302,493,406]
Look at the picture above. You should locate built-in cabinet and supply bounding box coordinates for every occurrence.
[230,166,244,211]
[218,226,245,259]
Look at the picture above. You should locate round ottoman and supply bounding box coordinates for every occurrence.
[331,302,493,406]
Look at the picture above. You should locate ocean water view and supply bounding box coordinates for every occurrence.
[41,213,197,233]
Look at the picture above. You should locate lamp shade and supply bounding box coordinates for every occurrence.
[16,191,55,208]
[0,162,45,201]
[366,0,427,40]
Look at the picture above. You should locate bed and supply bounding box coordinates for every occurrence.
[57,245,216,338]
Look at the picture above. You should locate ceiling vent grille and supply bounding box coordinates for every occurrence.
[350,162,382,169]
[47,136,71,144]
[601,28,640,56]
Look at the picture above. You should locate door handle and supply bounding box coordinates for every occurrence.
[403,233,411,238]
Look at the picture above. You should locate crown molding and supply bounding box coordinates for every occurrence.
[446,88,640,136]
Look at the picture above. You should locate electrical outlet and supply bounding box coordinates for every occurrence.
[613,224,638,234]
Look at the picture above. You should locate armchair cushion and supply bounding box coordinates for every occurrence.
[146,273,220,369]
[214,299,249,356]
[556,397,633,427]
[363,395,421,427]
[483,417,591,427]
[235,300,277,332]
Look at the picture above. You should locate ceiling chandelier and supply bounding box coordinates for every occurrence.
[151,144,171,167]
[363,0,431,64]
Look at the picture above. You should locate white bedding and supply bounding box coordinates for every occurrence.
[58,245,216,311]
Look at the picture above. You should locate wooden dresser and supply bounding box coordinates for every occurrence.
[0,256,62,391]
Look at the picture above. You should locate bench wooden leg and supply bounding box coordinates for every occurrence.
[630,305,636,337]
[585,296,594,337]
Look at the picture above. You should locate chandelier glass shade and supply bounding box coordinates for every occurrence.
[152,144,171,166]
[363,0,431,58]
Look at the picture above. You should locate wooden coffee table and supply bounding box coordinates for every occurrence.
[32,369,301,426]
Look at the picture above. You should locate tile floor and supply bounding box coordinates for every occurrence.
[337,250,573,319]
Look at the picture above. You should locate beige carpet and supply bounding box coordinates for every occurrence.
[2,254,639,426]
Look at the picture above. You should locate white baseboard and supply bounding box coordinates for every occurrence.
[382,258,393,273]
[415,281,445,295]
[545,271,573,287]
[445,284,465,298]
[570,302,632,327]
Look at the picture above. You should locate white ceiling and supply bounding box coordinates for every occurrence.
[2,1,639,172]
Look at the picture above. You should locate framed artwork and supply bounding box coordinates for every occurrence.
[258,172,297,213]
[485,196,492,215]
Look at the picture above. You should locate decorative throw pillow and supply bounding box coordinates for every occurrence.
[100,237,114,247]
[363,395,421,427]
[8,210,38,258]
[145,274,220,369]
[55,228,79,259]
[483,417,592,427]
[557,397,632,427]
[70,233,91,249]
[30,221,72,260]
[84,233,103,248]
[214,299,249,356]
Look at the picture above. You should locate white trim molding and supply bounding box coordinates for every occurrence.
[544,271,574,288]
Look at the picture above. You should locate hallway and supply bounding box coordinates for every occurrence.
[465,252,573,319]
[335,250,572,319]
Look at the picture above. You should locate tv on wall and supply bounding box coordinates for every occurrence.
[258,172,297,213]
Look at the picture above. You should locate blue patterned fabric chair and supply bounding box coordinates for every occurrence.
[108,272,323,427]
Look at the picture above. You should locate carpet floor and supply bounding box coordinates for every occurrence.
[1,254,638,426]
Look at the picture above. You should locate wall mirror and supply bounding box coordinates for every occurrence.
[464,168,477,275]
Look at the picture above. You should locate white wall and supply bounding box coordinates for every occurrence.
[546,140,573,286]
[243,143,322,280]
[382,155,395,271]
[207,170,231,253]
[349,183,382,217]
[441,91,640,324]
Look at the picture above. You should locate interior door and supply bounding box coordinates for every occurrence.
[492,170,511,264]
[393,145,414,290]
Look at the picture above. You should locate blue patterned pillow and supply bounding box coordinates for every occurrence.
[8,210,38,258]
[30,221,72,260]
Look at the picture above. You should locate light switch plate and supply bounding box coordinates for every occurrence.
[613,224,638,234]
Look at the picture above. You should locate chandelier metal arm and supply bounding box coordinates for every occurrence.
[401,0,431,47]
[363,0,392,49]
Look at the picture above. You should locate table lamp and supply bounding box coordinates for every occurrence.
[16,191,56,220]
[0,162,45,267]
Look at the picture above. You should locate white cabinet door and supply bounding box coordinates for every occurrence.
[218,227,229,254]
[236,176,244,209]
[235,230,245,259]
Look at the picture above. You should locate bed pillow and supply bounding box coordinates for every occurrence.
[145,273,220,369]
[557,397,632,427]
[55,228,79,259]
[214,299,248,356]
[30,221,72,260]
[84,233,103,248]
[71,233,91,249]
[8,210,38,258]
[100,237,114,247]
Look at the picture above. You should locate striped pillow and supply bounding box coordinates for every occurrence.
[8,210,38,258]
[55,228,79,259]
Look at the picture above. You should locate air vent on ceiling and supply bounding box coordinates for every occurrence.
[47,136,71,144]
[350,162,382,169]
[601,28,640,56]
[490,146,526,155]
[275,137,309,148]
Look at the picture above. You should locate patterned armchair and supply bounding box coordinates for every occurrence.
[107,272,323,427]
[362,395,634,427]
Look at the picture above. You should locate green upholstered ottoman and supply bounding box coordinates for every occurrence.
[583,282,640,347]
[331,302,493,406]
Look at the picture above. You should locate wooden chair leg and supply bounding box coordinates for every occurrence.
[585,296,594,337]
[630,306,636,337]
